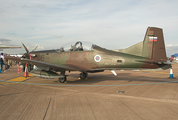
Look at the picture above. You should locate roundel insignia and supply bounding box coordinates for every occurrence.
[94,55,101,62]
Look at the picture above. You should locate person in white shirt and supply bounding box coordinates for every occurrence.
[0,53,4,71]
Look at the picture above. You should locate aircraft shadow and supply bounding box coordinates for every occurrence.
[59,73,177,85]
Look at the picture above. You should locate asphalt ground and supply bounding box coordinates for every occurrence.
[0,64,178,120]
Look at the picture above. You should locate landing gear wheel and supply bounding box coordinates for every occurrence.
[80,72,88,80]
[58,77,66,83]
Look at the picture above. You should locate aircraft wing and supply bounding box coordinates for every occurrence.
[5,56,81,71]
[0,47,21,51]
[0,47,21,49]
[0,47,21,50]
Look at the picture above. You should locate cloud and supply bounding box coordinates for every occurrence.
[0,38,11,42]
[166,44,178,47]
[166,44,178,56]
[0,38,12,46]
[166,44,178,51]
[0,0,178,55]
[21,43,44,51]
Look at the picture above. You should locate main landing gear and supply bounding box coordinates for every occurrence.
[58,71,66,83]
[58,72,88,83]
[79,72,88,80]
[58,77,66,83]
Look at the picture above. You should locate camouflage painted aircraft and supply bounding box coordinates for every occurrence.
[5,27,171,83]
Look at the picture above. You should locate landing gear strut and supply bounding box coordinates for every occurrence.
[80,72,88,80]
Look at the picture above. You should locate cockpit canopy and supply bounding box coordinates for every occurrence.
[57,41,97,52]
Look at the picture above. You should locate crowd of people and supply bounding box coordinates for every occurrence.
[0,53,12,72]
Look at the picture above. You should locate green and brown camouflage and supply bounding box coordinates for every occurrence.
[5,27,171,83]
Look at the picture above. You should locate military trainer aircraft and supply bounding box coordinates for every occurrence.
[5,27,171,83]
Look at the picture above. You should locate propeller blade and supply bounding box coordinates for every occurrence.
[21,42,29,53]
[32,45,38,52]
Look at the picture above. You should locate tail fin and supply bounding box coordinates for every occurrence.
[115,27,167,62]
[142,27,167,62]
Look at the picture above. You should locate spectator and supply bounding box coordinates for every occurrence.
[0,53,4,71]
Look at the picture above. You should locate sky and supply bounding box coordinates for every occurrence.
[0,0,178,57]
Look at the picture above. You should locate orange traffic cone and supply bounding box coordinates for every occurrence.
[17,63,20,75]
[20,67,22,73]
[24,64,29,78]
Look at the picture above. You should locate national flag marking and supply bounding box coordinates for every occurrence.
[149,37,157,41]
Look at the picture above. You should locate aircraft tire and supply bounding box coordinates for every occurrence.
[58,77,66,83]
[80,72,88,80]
